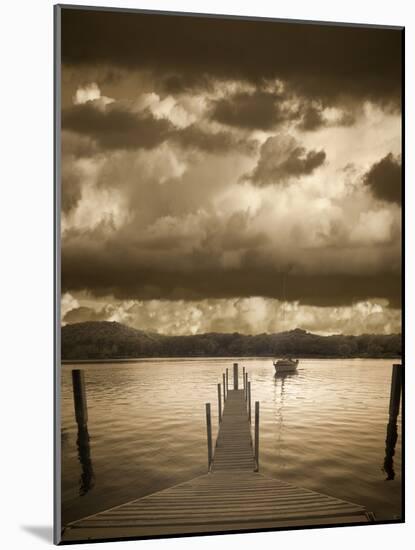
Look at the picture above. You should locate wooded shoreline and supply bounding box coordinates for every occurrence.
[61,321,402,362]
[62,355,402,365]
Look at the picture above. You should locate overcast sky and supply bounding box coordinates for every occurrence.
[60,8,402,336]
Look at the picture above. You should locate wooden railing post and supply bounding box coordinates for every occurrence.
[254,401,260,471]
[233,362,238,390]
[72,369,88,427]
[245,372,248,400]
[226,368,229,394]
[243,366,245,391]
[222,373,226,402]
[255,401,259,471]
[217,383,222,424]
[205,403,213,470]
[248,381,251,423]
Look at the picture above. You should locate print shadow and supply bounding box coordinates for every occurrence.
[21,525,53,543]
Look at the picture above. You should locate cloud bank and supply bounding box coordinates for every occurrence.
[60,9,402,335]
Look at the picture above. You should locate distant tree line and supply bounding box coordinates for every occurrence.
[61,322,402,361]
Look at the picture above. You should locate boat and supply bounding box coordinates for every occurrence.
[273,358,299,374]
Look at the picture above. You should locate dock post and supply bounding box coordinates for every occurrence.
[205,403,213,470]
[222,373,226,402]
[217,383,222,424]
[248,381,252,423]
[383,417,398,480]
[254,401,260,471]
[226,368,229,393]
[243,366,245,391]
[72,369,88,426]
[72,369,95,494]
[382,364,403,480]
[233,362,239,390]
[389,364,403,419]
[245,372,248,400]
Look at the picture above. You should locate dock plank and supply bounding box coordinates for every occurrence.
[64,472,370,540]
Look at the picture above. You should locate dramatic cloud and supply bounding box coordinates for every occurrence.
[60,8,402,335]
[61,90,256,155]
[364,153,402,204]
[61,292,80,318]
[61,158,83,213]
[210,92,356,133]
[62,130,98,159]
[61,198,402,307]
[211,91,295,130]
[297,104,356,132]
[61,9,402,106]
[297,104,325,132]
[73,82,102,104]
[246,133,326,185]
[62,295,401,337]
[60,113,401,312]
[63,305,109,324]
[173,123,257,154]
[62,101,173,150]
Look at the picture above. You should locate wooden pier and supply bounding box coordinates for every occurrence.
[63,364,372,542]
[211,389,255,472]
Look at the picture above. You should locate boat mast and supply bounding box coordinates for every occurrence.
[281,271,286,326]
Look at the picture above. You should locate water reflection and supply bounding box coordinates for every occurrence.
[72,370,95,496]
[273,375,285,461]
[383,420,398,481]
[274,371,299,382]
[382,364,402,482]
[76,424,95,495]
[273,372,299,462]
[273,371,299,400]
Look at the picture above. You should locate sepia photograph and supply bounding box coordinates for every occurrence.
[56,5,403,544]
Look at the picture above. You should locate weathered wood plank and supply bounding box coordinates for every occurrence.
[64,514,371,541]
[65,470,369,540]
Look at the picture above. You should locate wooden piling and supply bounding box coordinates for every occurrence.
[217,383,222,424]
[254,401,260,471]
[242,366,245,390]
[245,372,248,400]
[222,373,226,402]
[226,368,229,393]
[76,422,95,495]
[72,369,88,426]
[389,364,403,419]
[382,364,403,481]
[383,419,398,480]
[72,369,94,495]
[205,403,213,469]
[233,363,238,390]
[248,381,252,423]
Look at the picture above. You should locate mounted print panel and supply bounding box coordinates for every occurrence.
[54,4,403,544]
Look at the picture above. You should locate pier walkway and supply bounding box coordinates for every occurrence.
[211,388,255,472]
[63,365,371,541]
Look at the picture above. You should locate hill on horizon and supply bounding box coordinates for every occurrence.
[61,321,401,361]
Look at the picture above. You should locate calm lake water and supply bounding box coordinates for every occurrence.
[61,358,402,526]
